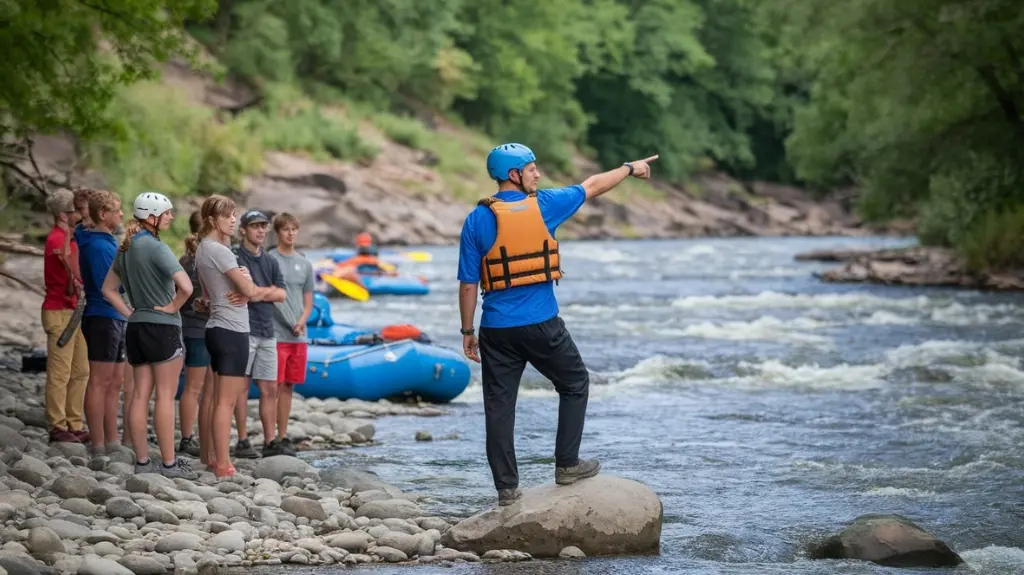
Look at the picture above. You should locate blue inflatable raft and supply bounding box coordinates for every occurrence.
[177,294,471,403]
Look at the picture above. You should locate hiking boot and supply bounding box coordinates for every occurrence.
[280,437,298,456]
[555,458,601,485]
[160,458,198,480]
[497,488,522,507]
[49,428,80,444]
[134,459,158,474]
[177,435,201,457]
[261,439,285,457]
[232,438,260,459]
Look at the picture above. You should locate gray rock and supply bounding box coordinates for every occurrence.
[78,554,134,575]
[105,498,143,519]
[60,499,98,516]
[0,426,28,451]
[416,517,449,532]
[7,470,45,488]
[808,514,964,568]
[84,532,121,545]
[281,496,326,521]
[154,533,203,553]
[92,541,123,556]
[252,457,317,484]
[357,499,424,520]
[0,552,55,575]
[481,549,531,562]
[415,431,432,441]
[349,489,392,509]
[376,532,421,557]
[125,475,175,495]
[0,491,32,511]
[206,498,246,519]
[14,406,48,429]
[559,545,586,558]
[320,469,401,495]
[117,555,167,575]
[327,532,373,552]
[442,475,662,558]
[27,527,64,557]
[46,442,88,460]
[0,415,25,431]
[11,456,52,479]
[143,506,179,525]
[50,476,98,500]
[44,519,91,540]
[372,546,408,563]
[86,485,119,505]
[205,530,245,553]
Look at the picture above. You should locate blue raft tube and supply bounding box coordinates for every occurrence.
[177,293,471,403]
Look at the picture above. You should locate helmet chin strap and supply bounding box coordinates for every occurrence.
[509,169,528,193]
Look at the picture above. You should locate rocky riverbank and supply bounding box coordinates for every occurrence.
[796,246,1024,290]
[0,344,664,574]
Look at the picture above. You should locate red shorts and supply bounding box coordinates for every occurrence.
[276,342,308,385]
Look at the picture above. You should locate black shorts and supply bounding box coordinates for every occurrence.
[125,323,183,366]
[82,316,127,363]
[205,327,250,377]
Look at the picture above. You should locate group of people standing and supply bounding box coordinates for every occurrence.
[41,188,315,480]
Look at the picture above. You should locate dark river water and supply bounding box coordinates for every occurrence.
[300,236,1024,574]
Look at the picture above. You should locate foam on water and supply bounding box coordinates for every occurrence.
[679,316,833,346]
[860,486,939,498]
[671,291,932,310]
[959,546,1024,573]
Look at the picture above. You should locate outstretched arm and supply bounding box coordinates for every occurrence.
[582,154,659,199]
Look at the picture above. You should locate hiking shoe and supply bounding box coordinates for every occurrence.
[261,439,285,457]
[555,458,601,485]
[280,437,298,456]
[71,429,90,443]
[177,435,201,457]
[232,438,260,459]
[49,428,81,444]
[160,458,198,480]
[498,488,522,507]
[134,459,158,474]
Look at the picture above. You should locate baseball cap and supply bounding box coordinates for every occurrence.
[46,190,76,216]
[240,209,270,227]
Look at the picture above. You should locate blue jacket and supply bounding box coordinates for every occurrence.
[75,225,125,320]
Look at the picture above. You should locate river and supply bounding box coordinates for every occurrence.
[301,236,1024,574]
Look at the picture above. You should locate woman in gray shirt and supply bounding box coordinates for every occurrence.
[194,194,273,478]
[102,192,197,480]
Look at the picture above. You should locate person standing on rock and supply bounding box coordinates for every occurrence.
[178,210,212,460]
[41,189,90,444]
[102,192,198,479]
[457,143,658,506]
[75,190,129,455]
[268,213,315,457]
[232,209,287,458]
[195,195,267,478]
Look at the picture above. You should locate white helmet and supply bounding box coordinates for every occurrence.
[133,192,173,221]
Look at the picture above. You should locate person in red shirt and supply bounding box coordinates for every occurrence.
[41,189,90,444]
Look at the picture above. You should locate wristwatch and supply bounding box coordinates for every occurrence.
[623,162,634,176]
[460,327,475,336]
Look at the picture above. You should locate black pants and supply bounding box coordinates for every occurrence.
[479,315,590,491]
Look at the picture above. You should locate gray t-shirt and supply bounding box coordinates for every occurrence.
[269,248,315,342]
[112,231,183,326]
[178,253,209,339]
[234,245,285,339]
[195,237,249,334]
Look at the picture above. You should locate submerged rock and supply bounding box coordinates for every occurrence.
[808,514,963,568]
[442,475,662,558]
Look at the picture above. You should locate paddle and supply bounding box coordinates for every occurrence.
[396,251,432,262]
[321,274,370,302]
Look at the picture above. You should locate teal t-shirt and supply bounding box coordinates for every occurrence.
[113,231,184,326]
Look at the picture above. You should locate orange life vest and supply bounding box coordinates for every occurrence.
[479,194,562,293]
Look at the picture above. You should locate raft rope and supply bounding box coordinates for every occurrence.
[317,338,415,368]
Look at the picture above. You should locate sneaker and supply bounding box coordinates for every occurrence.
[134,459,158,474]
[555,458,601,485]
[498,488,522,507]
[280,437,298,456]
[177,435,201,457]
[49,428,81,444]
[261,439,285,457]
[232,438,260,459]
[160,458,198,480]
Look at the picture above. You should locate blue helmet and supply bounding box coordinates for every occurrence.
[486,143,536,182]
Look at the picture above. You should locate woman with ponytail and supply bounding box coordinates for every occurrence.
[102,192,198,479]
[176,211,211,460]
[194,194,271,478]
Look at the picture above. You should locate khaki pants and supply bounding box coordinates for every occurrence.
[41,309,89,431]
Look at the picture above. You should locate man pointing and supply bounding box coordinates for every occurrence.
[457,143,658,506]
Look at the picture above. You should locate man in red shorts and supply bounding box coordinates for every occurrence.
[267,213,315,456]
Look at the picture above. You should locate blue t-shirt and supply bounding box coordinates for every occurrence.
[74,225,126,320]
[457,185,586,329]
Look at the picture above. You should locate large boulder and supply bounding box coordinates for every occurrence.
[808,514,963,568]
[442,475,662,558]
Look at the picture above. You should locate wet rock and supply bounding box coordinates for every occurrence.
[482,549,532,562]
[414,431,432,442]
[559,546,586,558]
[808,514,963,568]
[357,499,424,520]
[443,475,662,558]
